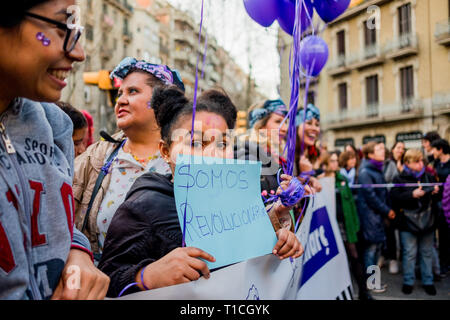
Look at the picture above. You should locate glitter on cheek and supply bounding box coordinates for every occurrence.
[147,101,152,109]
[36,32,45,41]
[42,38,51,46]
[36,32,51,46]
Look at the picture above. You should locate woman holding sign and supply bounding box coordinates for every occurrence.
[98,87,304,297]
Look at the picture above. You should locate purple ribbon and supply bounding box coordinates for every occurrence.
[349,182,448,189]
[100,139,127,175]
[182,0,205,248]
[282,0,315,176]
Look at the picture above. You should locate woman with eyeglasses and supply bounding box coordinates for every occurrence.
[0,0,109,299]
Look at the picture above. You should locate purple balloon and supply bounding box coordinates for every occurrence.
[299,35,329,77]
[314,0,351,23]
[243,0,279,27]
[277,0,314,36]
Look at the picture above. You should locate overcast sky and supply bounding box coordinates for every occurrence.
[166,0,281,99]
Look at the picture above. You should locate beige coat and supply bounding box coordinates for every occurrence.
[73,132,125,255]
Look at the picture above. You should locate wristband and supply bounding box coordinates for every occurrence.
[141,266,150,291]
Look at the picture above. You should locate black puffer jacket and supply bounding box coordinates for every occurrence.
[390,169,439,234]
[234,138,283,194]
[98,172,182,297]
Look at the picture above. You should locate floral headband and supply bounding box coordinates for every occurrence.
[295,103,320,127]
[248,99,288,128]
[110,57,185,92]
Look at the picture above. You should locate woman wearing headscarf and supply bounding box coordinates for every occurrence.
[235,99,288,195]
[294,103,323,191]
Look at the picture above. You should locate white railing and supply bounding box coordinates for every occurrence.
[435,19,450,38]
[327,54,349,70]
[384,33,418,53]
[323,100,424,124]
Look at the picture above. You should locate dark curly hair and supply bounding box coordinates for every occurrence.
[0,1,50,28]
[152,86,237,144]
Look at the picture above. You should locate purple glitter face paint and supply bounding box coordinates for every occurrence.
[36,32,45,41]
[42,38,51,47]
[36,32,51,47]
[147,101,152,109]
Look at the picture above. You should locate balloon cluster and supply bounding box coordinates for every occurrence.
[245,1,351,214]
[244,0,350,76]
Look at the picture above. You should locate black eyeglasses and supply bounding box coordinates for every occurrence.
[25,12,84,53]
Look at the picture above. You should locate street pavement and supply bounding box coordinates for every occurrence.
[352,263,450,300]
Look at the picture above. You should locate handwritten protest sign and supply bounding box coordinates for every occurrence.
[174,155,278,269]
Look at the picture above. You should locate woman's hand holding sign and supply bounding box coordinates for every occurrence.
[273,229,304,260]
[136,247,215,290]
[269,174,305,260]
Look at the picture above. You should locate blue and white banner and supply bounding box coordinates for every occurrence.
[117,177,353,300]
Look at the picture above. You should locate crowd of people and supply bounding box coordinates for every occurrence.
[318,134,450,299]
[0,0,448,301]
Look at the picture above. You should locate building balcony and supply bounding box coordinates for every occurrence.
[323,99,424,129]
[327,55,352,77]
[385,33,419,60]
[209,70,221,83]
[173,49,189,61]
[173,29,196,46]
[209,52,220,68]
[101,14,114,31]
[160,44,170,56]
[122,29,133,44]
[104,0,133,16]
[100,45,114,61]
[179,70,195,87]
[351,44,385,70]
[435,19,450,46]
[328,0,394,25]
[432,93,450,115]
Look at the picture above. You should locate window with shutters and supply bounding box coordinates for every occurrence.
[363,20,377,58]
[366,75,379,117]
[398,3,412,36]
[400,66,414,111]
[337,30,346,66]
[338,83,348,111]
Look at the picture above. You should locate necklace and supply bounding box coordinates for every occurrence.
[124,143,159,165]
[130,153,159,164]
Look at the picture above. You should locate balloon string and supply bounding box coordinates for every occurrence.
[201,33,208,81]
[262,169,312,212]
[285,0,304,176]
[183,0,205,248]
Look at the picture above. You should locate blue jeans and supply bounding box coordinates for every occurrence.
[364,242,383,270]
[400,230,434,286]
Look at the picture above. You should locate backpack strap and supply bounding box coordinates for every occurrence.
[81,139,125,233]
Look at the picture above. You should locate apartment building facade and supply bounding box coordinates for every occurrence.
[279,0,450,150]
[61,0,264,137]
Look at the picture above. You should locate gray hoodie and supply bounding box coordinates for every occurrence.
[0,98,91,300]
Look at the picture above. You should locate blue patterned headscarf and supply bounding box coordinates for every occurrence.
[295,103,320,127]
[110,57,185,92]
[248,99,288,128]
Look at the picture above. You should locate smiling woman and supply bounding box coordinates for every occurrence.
[0,1,85,109]
[0,0,110,300]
